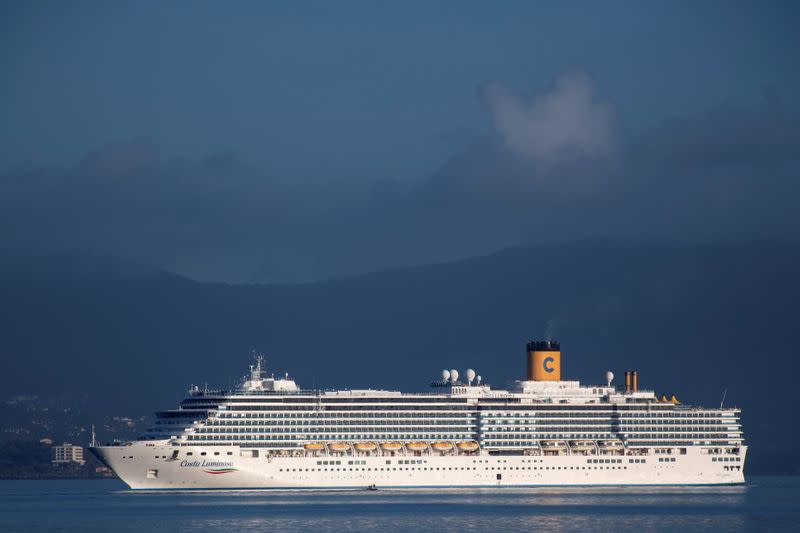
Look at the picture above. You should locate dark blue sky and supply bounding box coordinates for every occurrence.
[3,1,797,174]
[1,1,799,282]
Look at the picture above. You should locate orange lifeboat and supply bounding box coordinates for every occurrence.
[327,442,351,453]
[456,441,479,452]
[303,443,324,451]
[354,442,377,452]
[431,442,453,452]
[405,442,428,452]
[380,442,402,452]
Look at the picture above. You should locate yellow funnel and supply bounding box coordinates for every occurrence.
[526,341,561,381]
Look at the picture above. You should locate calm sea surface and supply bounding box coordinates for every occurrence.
[1,476,798,532]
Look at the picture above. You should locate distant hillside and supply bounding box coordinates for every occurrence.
[0,241,798,474]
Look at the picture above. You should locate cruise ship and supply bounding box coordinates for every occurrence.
[91,341,746,489]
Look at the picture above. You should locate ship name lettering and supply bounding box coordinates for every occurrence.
[179,460,235,468]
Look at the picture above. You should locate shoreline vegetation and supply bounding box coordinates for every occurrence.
[0,440,116,480]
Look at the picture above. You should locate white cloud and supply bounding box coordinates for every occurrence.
[483,70,615,165]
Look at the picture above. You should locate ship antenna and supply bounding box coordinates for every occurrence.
[719,388,727,409]
[91,424,97,447]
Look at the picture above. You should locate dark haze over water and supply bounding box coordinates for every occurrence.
[0,477,798,532]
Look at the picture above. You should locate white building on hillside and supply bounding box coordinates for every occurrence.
[52,443,85,465]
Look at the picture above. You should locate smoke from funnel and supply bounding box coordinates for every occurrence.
[545,318,558,342]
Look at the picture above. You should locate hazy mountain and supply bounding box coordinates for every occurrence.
[0,240,797,473]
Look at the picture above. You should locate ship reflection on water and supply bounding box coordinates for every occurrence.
[3,478,797,532]
[148,483,761,532]
[123,482,760,532]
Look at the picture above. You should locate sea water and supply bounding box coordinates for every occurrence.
[0,476,798,532]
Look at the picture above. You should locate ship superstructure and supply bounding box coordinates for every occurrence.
[92,342,746,489]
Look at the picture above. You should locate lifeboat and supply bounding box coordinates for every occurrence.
[541,440,567,449]
[327,442,351,453]
[569,440,594,451]
[303,443,324,451]
[456,441,479,452]
[598,440,623,449]
[354,442,377,452]
[431,442,453,452]
[380,442,402,452]
[405,442,428,452]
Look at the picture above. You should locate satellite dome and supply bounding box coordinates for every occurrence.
[466,368,476,384]
[606,371,614,386]
[441,369,450,382]
[476,375,482,384]
[450,369,459,383]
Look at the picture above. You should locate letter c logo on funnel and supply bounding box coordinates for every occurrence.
[543,357,555,373]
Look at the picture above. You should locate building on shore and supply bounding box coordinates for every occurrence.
[52,443,85,466]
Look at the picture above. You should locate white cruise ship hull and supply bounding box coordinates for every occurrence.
[92,444,746,490]
[97,346,748,490]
